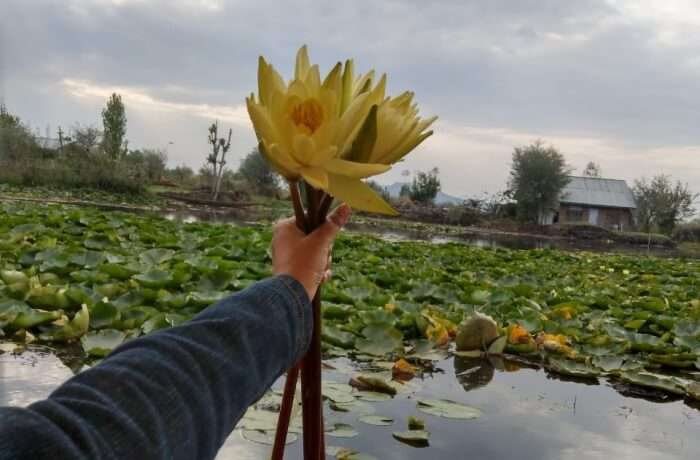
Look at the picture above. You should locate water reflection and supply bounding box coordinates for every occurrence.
[3,347,700,459]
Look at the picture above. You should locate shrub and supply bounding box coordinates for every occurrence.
[672,223,700,242]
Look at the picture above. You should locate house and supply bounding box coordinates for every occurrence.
[542,176,636,230]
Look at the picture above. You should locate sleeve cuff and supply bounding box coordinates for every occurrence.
[275,275,313,359]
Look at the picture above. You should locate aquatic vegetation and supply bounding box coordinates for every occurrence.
[1,202,700,402]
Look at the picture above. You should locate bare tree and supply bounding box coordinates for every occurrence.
[206,120,232,201]
[583,161,602,178]
[72,124,102,154]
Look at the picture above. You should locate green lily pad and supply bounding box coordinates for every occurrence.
[392,430,430,447]
[81,329,127,357]
[416,399,482,419]
[241,429,297,445]
[358,415,393,426]
[132,270,173,289]
[326,423,358,438]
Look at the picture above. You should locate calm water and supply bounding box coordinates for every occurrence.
[2,346,698,459]
[162,209,686,258]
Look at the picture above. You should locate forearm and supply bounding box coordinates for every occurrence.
[0,275,312,460]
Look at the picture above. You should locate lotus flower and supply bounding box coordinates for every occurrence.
[247,46,436,214]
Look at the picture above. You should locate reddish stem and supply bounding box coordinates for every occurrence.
[270,182,309,460]
[301,188,325,460]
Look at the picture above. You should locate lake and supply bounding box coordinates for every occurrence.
[2,346,698,459]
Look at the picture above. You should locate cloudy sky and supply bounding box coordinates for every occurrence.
[1,0,699,198]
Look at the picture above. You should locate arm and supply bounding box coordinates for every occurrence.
[0,276,311,460]
[0,204,351,460]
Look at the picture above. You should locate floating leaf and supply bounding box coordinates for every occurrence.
[416,399,482,419]
[81,329,126,357]
[241,429,297,445]
[325,423,358,438]
[392,430,430,447]
[359,415,393,426]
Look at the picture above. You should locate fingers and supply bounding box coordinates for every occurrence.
[273,216,304,238]
[308,204,351,247]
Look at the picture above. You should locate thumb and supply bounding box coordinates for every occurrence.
[309,204,351,247]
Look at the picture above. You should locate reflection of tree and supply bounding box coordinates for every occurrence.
[454,357,495,392]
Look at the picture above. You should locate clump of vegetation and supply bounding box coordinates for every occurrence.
[1,202,699,401]
[673,223,700,242]
[403,168,441,204]
[508,141,571,223]
[238,148,280,197]
[0,101,151,194]
[634,175,696,235]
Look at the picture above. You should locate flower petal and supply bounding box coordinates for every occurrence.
[301,167,329,191]
[327,174,398,216]
[325,158,390,178]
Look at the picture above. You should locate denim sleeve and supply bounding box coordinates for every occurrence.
[0,275,312,460]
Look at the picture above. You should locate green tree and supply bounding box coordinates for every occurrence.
[238,147,279,196]
[0,104,37,160]
[168,165,195,185]
[101,93,127,159]
[508,141,571,223]
[409,167,441,204]
[633,175,696,234]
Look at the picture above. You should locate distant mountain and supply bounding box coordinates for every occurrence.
[383,182,464,205]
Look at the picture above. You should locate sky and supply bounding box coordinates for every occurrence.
[1,0,699,198]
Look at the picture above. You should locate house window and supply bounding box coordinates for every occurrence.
[567,206,584,222]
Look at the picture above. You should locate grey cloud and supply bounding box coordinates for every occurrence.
[1,0,699,197]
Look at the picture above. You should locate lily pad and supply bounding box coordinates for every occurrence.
[326,423,358,438]
[241,429,297,445]
[81,329,127,357]
[416,399,482,419]
[358,415,394,426]
[392,430,430,447]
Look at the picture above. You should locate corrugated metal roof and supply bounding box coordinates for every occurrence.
[559,176,636,209]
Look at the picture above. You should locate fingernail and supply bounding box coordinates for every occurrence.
[335,204,351,227]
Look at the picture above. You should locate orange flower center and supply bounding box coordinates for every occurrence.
[290,99,324,134]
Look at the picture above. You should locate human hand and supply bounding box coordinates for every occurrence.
[272,204,351,300]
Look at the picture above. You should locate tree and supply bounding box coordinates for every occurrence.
[0,104,37,160]
[72,124,102,154]
[238,147,279,196]
[206,120,232,201]
[583,161,602,178]
[409,167,441,204]
[508,141,571,223]
[101,93,127,159]
[168,165,195,184]
[633,175,696,234]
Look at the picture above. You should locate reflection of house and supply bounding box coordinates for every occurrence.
[542,176,636,230]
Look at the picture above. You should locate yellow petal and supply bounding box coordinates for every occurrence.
[325,158,390,178]
[292,134,316,166]
[295,45,310,81]
[322,62,342,93]
[340,59,354,114]
[246,97,277,144]
[327,174,398,215]
[301,167,329,191]
[264,143,301,179]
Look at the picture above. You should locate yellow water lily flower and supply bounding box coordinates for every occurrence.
[246,46,389,192]
[247,45,436,215]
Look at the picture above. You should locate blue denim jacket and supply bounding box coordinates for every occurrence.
[0,275,312,460]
